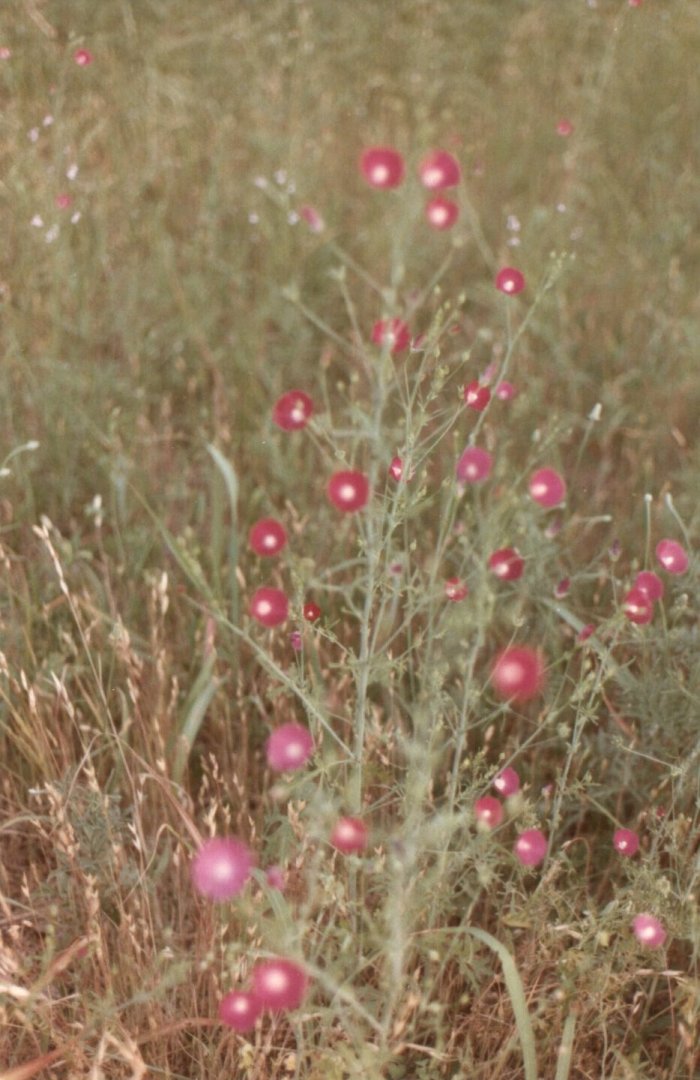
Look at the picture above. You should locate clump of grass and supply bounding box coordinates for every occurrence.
[1,3,700,1078]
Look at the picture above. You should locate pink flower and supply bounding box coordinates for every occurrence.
[248,518,287,557]
[456,447,493,483]
[272,390,314,431]
[514,828,548,867]
[371,318,410,355]
[444,577,468,601]
[613,828,639,856]
[327,470,370,513]
[418,150,461,190]
[330,817,368,854]
[360,147,405,189]
[265,723,314,772]
[474,796,503,829]
[303,601,321,622]
[622,587,654,625]
[495,267,525,295]
[488,548,524,582]
[251,957,309,1011]
[655,539,689,575]
[249,587,289,627]
[464,382,491,411]
[425,197,459,229]
[529,467,566,508]
[490,647,546,702]
[493,767,520,797]
[634,571,664,601]
[495,381,518,401]
[299,204,325,233]
[73,48,93,66]
[632,914,666,949]
[191,837,254,901]
[218,990,262,1032]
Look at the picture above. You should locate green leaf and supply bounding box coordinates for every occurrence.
[172,651,220,784]
[465,926,538,1080]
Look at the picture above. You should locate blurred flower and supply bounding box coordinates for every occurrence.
[190,837,254,901]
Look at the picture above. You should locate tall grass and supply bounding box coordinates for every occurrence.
[1,1,699,1077]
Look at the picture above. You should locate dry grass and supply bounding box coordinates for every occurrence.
[1,1,700,1077]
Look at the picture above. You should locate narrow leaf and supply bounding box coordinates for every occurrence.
[465,926,538,1080]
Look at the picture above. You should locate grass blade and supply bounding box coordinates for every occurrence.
[206,442,241,626]
[554,1011,577,1080]
[172,651,220,784]
[465,927,538,1080]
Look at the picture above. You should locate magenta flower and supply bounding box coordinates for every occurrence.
[371,318,410,355]
[248,518,288,557]
[418,150,461,190]
[330,816,368,854]
[634,571,664,601]
[529,467,566,508]
[389,456,404,481]
[218,990,262,1032]
[327,470,370,512]
[464,382,491,411]
[272,390,314,431]
[474,796,503,829]
[265,723,314,772]
[251,957,309,1011]
[456,446,493,483]
[495,267,525,295]
[303,601,321,622]
[495,380,518,401]
[490,647,546,702]
[655,538,689,575]
[444,577,468,601]
[191,837,254,901]
[360,146,405,189]
[425,196,459,229]
[632,914,666,948]
[613,828,640,856]
[493,767,520,797]
[249,587,289,627]
[514,828,548,867]
[488,547,524,582]
[622,587,654,625]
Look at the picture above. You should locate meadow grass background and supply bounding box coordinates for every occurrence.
[1,0,700,1077]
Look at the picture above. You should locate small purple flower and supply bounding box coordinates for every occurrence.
[190,837,254,901]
